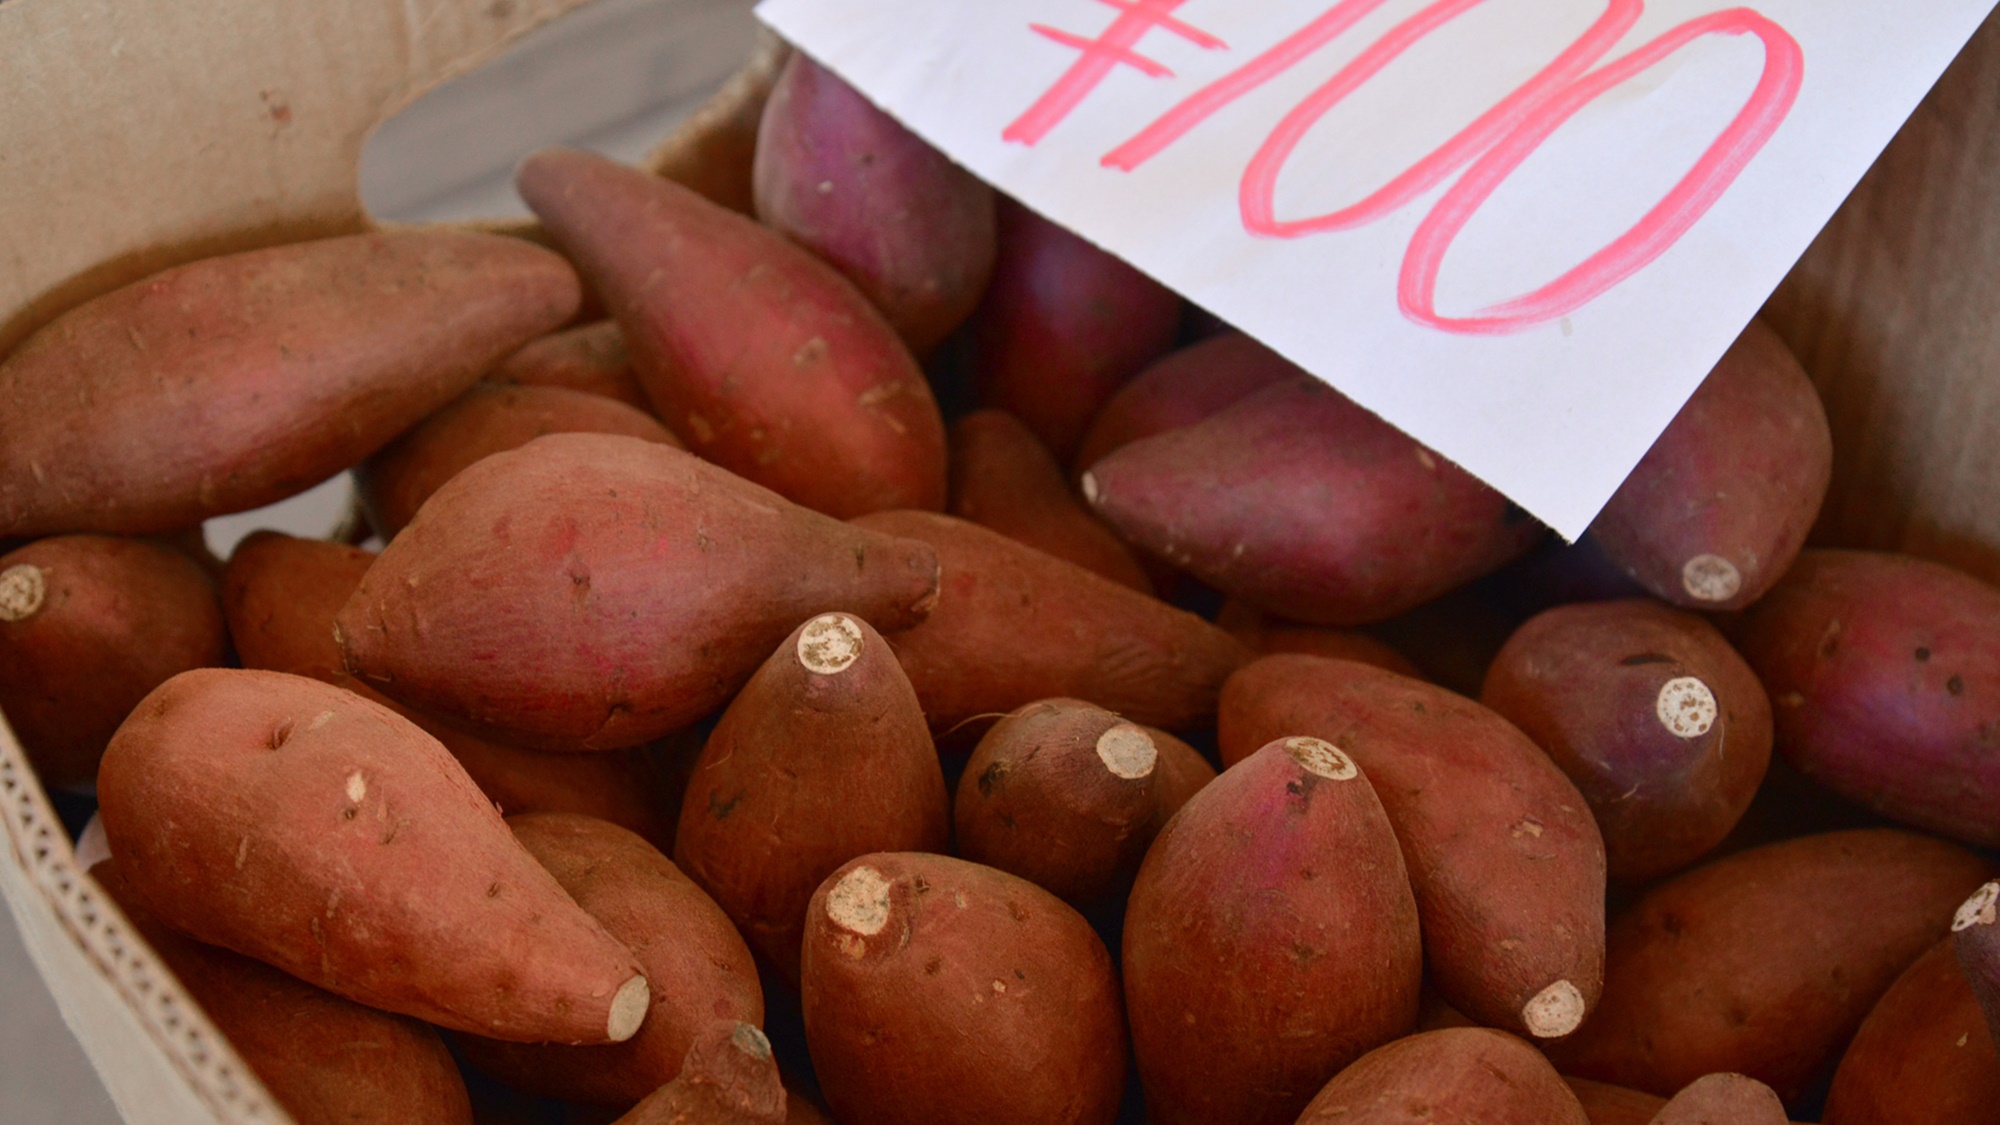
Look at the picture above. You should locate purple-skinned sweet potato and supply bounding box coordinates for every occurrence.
[1822,937,2000,1125]
[1073,332,1300,470]
[1220,655,1606,1041]
[1589,319,1830,610]
[972,198,1182,463]
[0,229,580,537]
[97,668,651,1044]
[1954,882,2000,1042]
[1294,1028,1589,1125]
[1125,735,1421,1125]
[754,53,995,356]
[611,1022,788,1125]
[517,148,946,518]
[1084,378,1545,626]
[0,534,228,786]
[1482,599,1772,882]
[1733,550,2000,848]
[1648,1074,1787,1125]
[337,434,941,751]
[492,320,651,411]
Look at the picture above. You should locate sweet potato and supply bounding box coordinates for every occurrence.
[1294,1028,1589,1125]
[517,148,946,518]
[1073,332,1301,470]
[457,814,763,1106]
[850,511,1246,733]
[1214,599,1422,678]
[1219,655,1606,1039]
[357,382,680,537]
[1954,882,2000,1040]
[754,54,995,355]
[1143,724,1215,823]
[492,320,650,410]
[337,434,941,750]
[0,534,227,786]
[1084,378,1545,626]
[1648,1074,1787,1124]
[644,27,792,216]
[1822,937,2000,1125]
[0,230,579,536]
[972,198,1182,462]
[674,612,948,984]
[1548,828,1990,1105]
[611,1022,788,1125]
[1566,1078,1669,1125]
[97,668,649,1044]
[1482,599,1772,881]
[1589,319,1830,610]
[948,410,1152,593]
[802,853,1125,1125]
[1124,735,1421,1125]
[1733,550,2000,847]
[92,859,473,1125]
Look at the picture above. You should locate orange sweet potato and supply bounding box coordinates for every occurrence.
[0,229,579,536]
[338,434,940,750]
[1125,735,1421,1125]
[1648,1074,1788,1125]
[1073,331,1300,470]
[1956,882,2000,1041]
[802,853,1126,1125]
[98,669,651,1043]
[1220,655,1606,1040]
[611,1022,788,1125]
[1294,1028,1589,1125]
[1566,1077,1669,1125]
[518,148,946,518]
[1822,937,2000,1125]
[0,534,227,786]
[492,320,650,411]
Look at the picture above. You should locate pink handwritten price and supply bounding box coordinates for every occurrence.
[1004,1,1804,335]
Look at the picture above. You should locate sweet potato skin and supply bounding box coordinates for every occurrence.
[1073,331,1300,470]
[1733,550,2000,847]
[1294,1028,1589,1125]
[1482,599,1772,881]
[1956,882,2000,1042]
[1145,725,1217,821]
[1219,655,1606,1039]
[1124,735,1422,1125]
[0,534,227,786]
[1566,1077,1668,1125]
[1648,1074,1788,1124]
[492,320,650,410]
[802,853,1126,1125]
[1214,599,1422,678]
[1822,938,2000,1125]
[97,668,647,1044]
[0,230,580,536]
[338,434,941,750]
[611,1022,788,1125]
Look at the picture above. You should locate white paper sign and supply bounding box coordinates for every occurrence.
[756,0,1995,538]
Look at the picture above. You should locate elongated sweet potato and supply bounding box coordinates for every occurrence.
[0,534,228,786]
[850,511,1246,733]
[1823,937,2000,1125]
[457,814,763,1106]
[1566,1078,1668,1125]
[1220,655,1606,1039]
[338,434,940,750]
[1295,1028,1589,1125]
[674,613,948,985]
[754,54,995,356]
[1215,599,1422,678]
[1085,378,1545,626]
[1482,599,1772,881]
[492,320,650,410]
[97,669,649,1043]
[802,853,1126,1125]
[1734,550,2000,847]
[1548,829,1991,1105]
[611,1022,788,1125]
[1590,319,1830,610]
[92,860,472,1125]
[1649,1074,1787,1124]
[357,382,680,537]
[1955,882,2000,1041]
[0,230,579,537]
[1125,735,1421,1125]
[973,198,1182,462]
[948,410,1152,593]
[518,148,946,518]
[1074,332,1301,470]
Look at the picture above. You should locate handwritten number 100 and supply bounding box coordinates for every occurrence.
[1004,0,1804,336]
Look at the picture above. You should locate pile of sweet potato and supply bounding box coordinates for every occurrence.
[1,47,1996,1125]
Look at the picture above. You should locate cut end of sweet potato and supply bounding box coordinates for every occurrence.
[730,1022,774,1061]
[1655,676,1718,739]
[826,865,893,939]
[0,563,45,621]
[1079,471,1102,507]
[1286,736,1358,781]
[1680,554,1743,602]
[1521,979,1586,1038]
[796,613,864,676]
[1955,881,2000,932]
[607,974,651,1043]
[1095,724,1158,780]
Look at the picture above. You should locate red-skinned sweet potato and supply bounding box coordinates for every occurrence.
[517,148,946,518]
[357,382,681,537]
[337,434,941,751]
[850,511,1247,733]
[1648,1074,1787,1124]
[1084,378,1545,626]
[1125,735,1421,1125]
[1482,599,1772,882]
[972,198,1182,462]
[1566,1077,1669,1125]
[674,612,948,985]
[1073,332,1300,470]
[0,230,580,537]
[1219,655,1606,1040]
[1822,937,2000,1125]
[1214,599,1423,678]
[492,321,650,411]
[1294,1028,1589,1125]
[948,410,1152,593]
[754,54,995,356]
[97,668,650,1044]
[610,1022,787,1125]
[1548,828,1991,1105]
[802,853,1126,1125]
[1145,724,1217,821]
[1589,319,1830,610]
[1954,881,2000,1041]
[1733,550,2000,847]
[0,534,227,786]
[457,814,763,1106]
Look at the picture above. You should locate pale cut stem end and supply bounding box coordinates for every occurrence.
[606,975,651,1043]
[796,613,864,675]
[826,865,893,936]
[1079,472,1102,507]
[0,564,46,621]
[1285,736,1357,780]
[730,1022,773,1060]
[1522,979,1586,1038]
[1955,881,2000,932]
[1096,724,1158,780]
